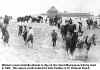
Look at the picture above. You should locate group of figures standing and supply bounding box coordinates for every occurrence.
[50,17,97,60]
[0,14,98,60]
[17,15,98,60]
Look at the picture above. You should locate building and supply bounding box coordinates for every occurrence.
[41,6,93,18]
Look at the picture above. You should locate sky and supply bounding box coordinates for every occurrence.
[0,0,100,17]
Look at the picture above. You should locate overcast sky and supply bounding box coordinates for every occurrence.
[0,0,100,17]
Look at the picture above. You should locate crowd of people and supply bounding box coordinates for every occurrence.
[50,16,97,60]
[0,14,98,60]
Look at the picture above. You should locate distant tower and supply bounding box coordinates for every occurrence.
[47,6,58,16]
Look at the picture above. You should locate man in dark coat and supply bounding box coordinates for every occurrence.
[64,21,76,35]
[22,26,28,43]
[70,32,78,55]
[51,30,58,47]
[4,15,9,25]
[78,22,83,33]
[86,18,93,29]
[18,25,23,36]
